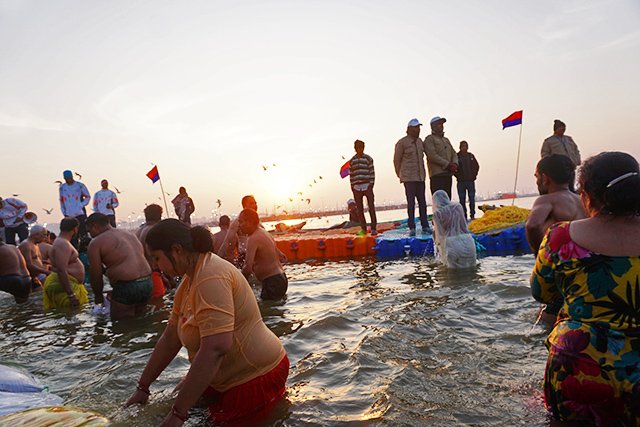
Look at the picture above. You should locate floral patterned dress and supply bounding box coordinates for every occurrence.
[531,222,640,426]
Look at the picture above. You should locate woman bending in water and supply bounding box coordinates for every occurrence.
[531,151,640,425]
[125,219,288,426]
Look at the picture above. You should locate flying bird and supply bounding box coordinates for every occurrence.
[288,197,293,202]
[43,208,53,214]
[308,184,312,188]
[297,192,303,196]
[282,210,288,215]
[166,192,171,196]
[262,165,268,171]
[12,194,20,197]
[74,172,82,180]
[341,155,345,160]
[272,163,276,167]
[313,179,317,184]
[276,205,282,209]
[306,199,311,204]
[114,187,121,194]
[216,199,222,208]
[54,180,62,185]
[319,176,323,180]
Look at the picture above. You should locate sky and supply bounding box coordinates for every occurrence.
[1,0,639,225]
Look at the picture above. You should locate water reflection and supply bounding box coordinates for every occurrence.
[0,254,553,426]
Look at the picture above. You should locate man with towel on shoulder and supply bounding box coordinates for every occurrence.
[87,213,152,319]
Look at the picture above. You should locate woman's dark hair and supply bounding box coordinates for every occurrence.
[146,219,213,255]
[578,151,640,216]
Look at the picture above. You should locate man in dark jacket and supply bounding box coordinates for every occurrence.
[455,140,480,220]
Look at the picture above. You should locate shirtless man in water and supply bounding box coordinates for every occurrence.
[526,154,586,322]
[526,154,587,251]
[239,208,288,300]
[0,241,31,303]
[46,217,88,309]
[87,213,152,319]
[18,225,50,287]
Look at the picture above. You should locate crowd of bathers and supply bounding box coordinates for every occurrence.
[1,114,639,425]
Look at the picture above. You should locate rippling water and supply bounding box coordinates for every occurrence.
[0,253,554,426]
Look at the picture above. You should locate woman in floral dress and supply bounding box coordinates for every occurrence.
[531,151,640,425]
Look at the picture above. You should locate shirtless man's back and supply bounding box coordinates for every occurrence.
[92,228,150,283]
[526,155,587,251]
[0,242,31,303]
[87,213,152,319]
[526,155,586,323]
[239,209,288,300]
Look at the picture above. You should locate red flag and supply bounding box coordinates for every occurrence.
[339,160,350,178]
[146,166,160,183]
[502,110,523,129]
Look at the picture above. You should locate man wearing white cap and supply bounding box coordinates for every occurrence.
[424,116,458,198]
[93,179,119,228]
[0,196,29,245]
[394,119,431,235]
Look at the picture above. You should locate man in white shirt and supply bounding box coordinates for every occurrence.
[59,170,91,248]
[0,196,29,245]
[93,179,119,227]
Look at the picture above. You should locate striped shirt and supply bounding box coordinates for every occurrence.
[349,154,375,189]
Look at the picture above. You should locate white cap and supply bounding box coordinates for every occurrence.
[430,116,446,125]
[407,118,422,127]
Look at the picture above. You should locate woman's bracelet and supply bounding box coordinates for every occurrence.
[136,380,150,395]
[171,405,188,422]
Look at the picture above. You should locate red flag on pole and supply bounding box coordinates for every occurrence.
[146,166,160,183]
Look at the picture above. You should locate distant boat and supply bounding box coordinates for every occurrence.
[497,192,517,200]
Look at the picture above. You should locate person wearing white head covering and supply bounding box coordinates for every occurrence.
[432,190,477,268]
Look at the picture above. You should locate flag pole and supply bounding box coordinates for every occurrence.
[153,164,171,217]
[511,121,523,206]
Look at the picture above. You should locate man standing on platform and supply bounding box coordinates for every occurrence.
[455,141,480,220]
[394,118,430,236]
[424,116,458,198]
[0,196,29,245]
[541,119,581,167]
[349,139,377,236]
[59,170,91,247]
[93,179,119,227]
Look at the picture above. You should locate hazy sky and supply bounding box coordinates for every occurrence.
[1,0,639,224]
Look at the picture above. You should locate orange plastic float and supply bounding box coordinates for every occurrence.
[275,232,377,262]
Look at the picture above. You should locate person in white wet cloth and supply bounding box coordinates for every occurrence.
[432,189,477,268]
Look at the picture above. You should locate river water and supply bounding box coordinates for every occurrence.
[0,198,557,426]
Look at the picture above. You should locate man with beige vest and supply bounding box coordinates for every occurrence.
[424,116,458,198]
[394,118,431,236]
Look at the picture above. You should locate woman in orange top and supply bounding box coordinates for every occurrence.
[125,219,288,426]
